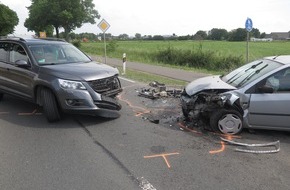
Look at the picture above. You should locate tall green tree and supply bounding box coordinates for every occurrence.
[228,28,247,41]
[135,33,142,40]
[193,30,208,40]
[25,0,100,40]
[250,28,261,38]
[0,3,19,36]
[208,28,228,40]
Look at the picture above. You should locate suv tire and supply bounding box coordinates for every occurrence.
[0,93,3,101]
[41,88,61,122]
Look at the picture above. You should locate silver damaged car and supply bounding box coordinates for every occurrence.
[181,55,290,134]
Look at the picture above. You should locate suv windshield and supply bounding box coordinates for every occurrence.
[29,43,91,65]
[221,59,282,88]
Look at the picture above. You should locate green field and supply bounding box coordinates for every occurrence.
[79,40,290,84]
[81,40,290,62]
[80,40,290,75]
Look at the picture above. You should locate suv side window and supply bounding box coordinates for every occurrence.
[10,44,28,63]
[0,42,10,62]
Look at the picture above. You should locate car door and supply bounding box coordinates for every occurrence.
[247,68,290,130]
[0,42,11,90]
[4,43,36,100]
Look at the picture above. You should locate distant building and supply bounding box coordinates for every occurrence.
[250,37,272,42]
[265,32,290,40]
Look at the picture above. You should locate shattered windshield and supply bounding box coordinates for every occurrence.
[29,43,91,65]
[222,59,282,87]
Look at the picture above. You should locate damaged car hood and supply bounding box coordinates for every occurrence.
[185,75,236,96]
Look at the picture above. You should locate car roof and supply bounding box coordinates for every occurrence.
[264,55,290,65]
[0,36,68,45]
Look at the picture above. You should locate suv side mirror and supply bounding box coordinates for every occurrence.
[258,85,274,93]
[15,60,29,68]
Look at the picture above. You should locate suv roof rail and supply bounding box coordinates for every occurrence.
[0,36,26,41]
[37,37,66,42]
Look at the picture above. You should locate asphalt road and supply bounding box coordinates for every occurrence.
[0,78,290,190]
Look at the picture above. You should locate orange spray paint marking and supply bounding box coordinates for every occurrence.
[135,110,151,117]
[144,152,180,168]
[209,131,241,139]
[18,109,42,116]
[209,141,225,154]
[117,88,152,117]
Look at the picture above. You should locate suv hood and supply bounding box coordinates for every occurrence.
[185,75,236,96]
[39,61,119,81]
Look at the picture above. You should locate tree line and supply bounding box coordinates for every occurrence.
[1,1,265,42]
[64,27,265,42]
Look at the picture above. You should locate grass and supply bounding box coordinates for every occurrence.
[81,40,290,63]
[117,66,187,86]
[80,40,290,85]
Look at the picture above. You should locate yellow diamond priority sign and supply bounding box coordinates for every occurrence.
[98,19,110,33]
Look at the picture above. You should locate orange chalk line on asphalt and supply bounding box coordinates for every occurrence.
[118,84,238,156]
[144,152,180,168]
[117,86,152,116]
[209,132,241,139]
[18,109,42,116]
[178,122,242,154]
[209,141,226,154]
[208,135,241,154]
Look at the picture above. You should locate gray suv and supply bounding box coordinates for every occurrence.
[0,37,122,122]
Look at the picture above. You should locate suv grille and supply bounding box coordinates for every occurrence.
[88,76,121,96]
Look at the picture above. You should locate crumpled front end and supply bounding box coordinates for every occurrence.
[180,88,243,123]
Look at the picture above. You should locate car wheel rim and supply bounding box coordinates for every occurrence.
[218,113,242,134]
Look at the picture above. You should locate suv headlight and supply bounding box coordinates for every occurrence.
[58,79,86,90]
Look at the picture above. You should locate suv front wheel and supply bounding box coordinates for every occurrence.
[41,88,61,122]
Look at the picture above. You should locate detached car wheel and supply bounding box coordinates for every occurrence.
[41,88,61,122]
[210,109,243,135]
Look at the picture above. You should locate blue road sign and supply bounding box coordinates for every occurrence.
[245,18,253,32]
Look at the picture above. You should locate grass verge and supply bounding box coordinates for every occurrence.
[116,66,188,86]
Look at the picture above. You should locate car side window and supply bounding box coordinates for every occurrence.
[0,42,10,62]
[249,68,290,94]
[276,69,290,92]
[10,44,28,63]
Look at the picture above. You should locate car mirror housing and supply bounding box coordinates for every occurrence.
[15,60,29,68]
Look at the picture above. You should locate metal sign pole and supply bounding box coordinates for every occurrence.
[97,19,110,64]
[103,32,107,64]
[245,17,253,64]
[246,32,249,63]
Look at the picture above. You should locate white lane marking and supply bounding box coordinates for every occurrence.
[138,177,157,190]
[119,76,135,83]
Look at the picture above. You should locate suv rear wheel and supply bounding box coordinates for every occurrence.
[41,88,61,122]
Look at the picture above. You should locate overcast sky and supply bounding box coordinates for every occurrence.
[1,0,290,36]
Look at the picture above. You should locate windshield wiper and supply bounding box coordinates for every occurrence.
[237,64,268,87]
[244,61,263,72]
[39,63,56,66]
[226,61,263,84]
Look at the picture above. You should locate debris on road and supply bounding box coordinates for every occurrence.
[138,81,183,99]
[221,137,280,154]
